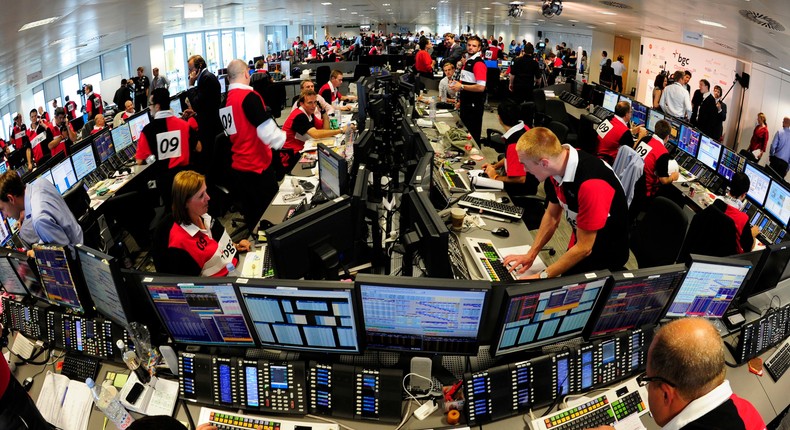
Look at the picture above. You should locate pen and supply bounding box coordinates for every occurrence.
[61,386,69,407]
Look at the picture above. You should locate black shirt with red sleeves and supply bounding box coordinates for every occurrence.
[135,113,197,169]
[544,147,629,274]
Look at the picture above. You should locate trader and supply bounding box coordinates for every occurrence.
[449,35,487,143]
[224,59,285,232]
[503,127,629,277]
[281,90,347,174]
[0,170,83,254]
[318,69,357,104]
[716,173,759,254]
[634,119,678,202]
[597,101,646,164]
[591,318,765,430]
[84,84,103,121]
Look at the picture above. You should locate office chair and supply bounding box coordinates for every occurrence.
[577,114,602,156]
[630,196,688,268]
[209,132,248,239]
[532,88,547,113]
[677,200,740,263]
[113,111,125,128]
[316,66,331,91]
[484,67,500,112]
[544,99,570,124]
[546,121,569,143]
[151,213,202,276]
[482,129,507,154]
[519,102,535,128]
[263,82,287,119]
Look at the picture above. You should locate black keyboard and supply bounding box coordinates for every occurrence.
[765,339,790,382]
[262,246,274,278]
[592,106,611,121]
[458,195,524,220]
[60,353,100,382]
[448,234,471,280]
[560,91,588,109]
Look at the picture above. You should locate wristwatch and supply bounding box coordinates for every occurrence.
[539,269,549,279]
[461,84,465,91]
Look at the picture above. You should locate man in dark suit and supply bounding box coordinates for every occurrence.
[695,79,722,139]
[443,33,464,68]
[185,55,223,179]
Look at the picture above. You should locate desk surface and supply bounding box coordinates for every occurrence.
[87,163,151,210]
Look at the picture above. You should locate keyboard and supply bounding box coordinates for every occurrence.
[240,245,274,279]
[464,237,515,282]
[765,338,790,382]
[198,407,339,430]
[560,91,588,109]
[592,106,611,121]
[440,166,472,193]
[458,195,524,220]
[531,378,648,430]
[60,353,100,382]
[448,233,471,280]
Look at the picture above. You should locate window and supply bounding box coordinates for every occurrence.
[61,72,82,113]
[1,110,10,141]
[102,46,130,82]
[236,30,246,62]
[264,26,288,54]
[300,25,315,42]
[164,28,245,92]
[33,87,45,116]
[205,31,221,72]
[221,30,235,69]
[186,33,204,58]
[43,78,62,118]
[164,35,187,93]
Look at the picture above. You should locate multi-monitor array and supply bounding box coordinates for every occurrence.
[3,249,784,358]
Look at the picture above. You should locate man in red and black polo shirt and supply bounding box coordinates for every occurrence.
[223,59,285,232]
[26,108,57,168]
[84,84,103,121]
[48,107,76,158]
[633,119,678,201]
[9,114,27,153]
[281,90,347,175]
[318,69,356,105]
[597,101,646,164]
[504,127,629,277]
[0,354,52,429]
[716,173,759,254]
[64,95,78,120]
[481,100,538,195]
[449,35,487,144]
[136,88,199,207]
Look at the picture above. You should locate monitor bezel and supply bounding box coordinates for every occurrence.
[743,161,772,206]
[75,244,133,328]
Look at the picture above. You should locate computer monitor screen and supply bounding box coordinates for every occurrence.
[0,214,11,247]
[143,277,255,346]
[602,90,618,112]
[493,272,611,356]
[127,111,151,142]
[764,180,790,227]
[111,122,134,152]
[51,158,77,195]
[76,244,130,328]
[358,274,489,354]
[93,129,115,164]
[8,252,45,301]
[237,279,361,353]
[33,244,86,314]
[0,256,28,295]
[32,170,54,187]
[618,95,632,108]
[664,255,752,319]
[718,147,744,181]
[744,162,771,206]
[631,101,647,127]
[265,195,355,280]
[317,143,348,199]
[666,118,681,144]
[71,144,98,181]
[696,134,721,171]
[646,109,664,133]
[584,265,687,339]
[675,124,699,157]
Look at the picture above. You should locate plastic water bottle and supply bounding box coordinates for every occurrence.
[429,97,436,122]
[86,378,135,429]
[344,127,354,161]
[116,340,150,384]
[226,262,236,275]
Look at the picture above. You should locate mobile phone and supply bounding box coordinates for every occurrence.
[125,382,145,404]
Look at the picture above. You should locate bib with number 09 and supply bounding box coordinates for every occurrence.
[155,130,182,160]
[219,106,237,136]
[596,119,613,138]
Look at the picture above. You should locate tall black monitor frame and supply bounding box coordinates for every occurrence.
[75,244,133,328]
[33,244,94,316]
[400,189,451,278]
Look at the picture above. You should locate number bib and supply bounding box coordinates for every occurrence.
[634,140,653,160]
[155,130,182,160]
[219,106,237,136]
[30,133,46,148]
[14,131,25,140]
[201,229,236,276]
[596,119,613,138]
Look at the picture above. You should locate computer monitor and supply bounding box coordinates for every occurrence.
[357,274,490,355]
[666,117,682,144]
[663,255,752,319]
[581,83,595,103]
[71,143,98,181]
[70,116,85,132]
[493,272,612,356]
[0,254,29,296]
[630,101,647,127]
[355,77,368,132]
[484,60,498,68]
[33,244,90,314]
[696,134,721,171]
[618,95,632,108]
[0,214,11,248]
[764,180,790,227]
[646,109,664,133]
[31,169,54,187]
[92,129,115,164]
[729,245,790,308]
[717,146,744,181]
[111,122,134,153]
[584,265,687,339]
[50,157,77,195]
[75,244,131,328]
[127,110,151,142]
[674,124,698,157]
[142,276,255,346]
[400,190,451,278]
[602,90,618,112]
[410,152,434,189]
[743,162,771,206]
[317,143,349,199]
[236,279,362,354]
[7,251,45,301]
[265,195,355,280]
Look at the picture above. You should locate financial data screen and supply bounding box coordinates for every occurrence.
[0,257,28,295]
[646,109,664,133]
[665,262,750,318]
[128,113,150,142]
[77,248,129,327]
[145,282,255,346]
[696,134,722,171]
[34,246,84,313]
[676,124,700,157]
[71,145,97,181]
[93,130,115,163]
[602,90,618,112]
[764,180,790,227]
[744,163,771,205]
[51,158,77,195]
[111,123,134,152]
[631,102,647,127]
[718,147,744,181]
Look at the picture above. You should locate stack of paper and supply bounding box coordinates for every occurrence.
[36,372,93,430]
[119,372,180,416]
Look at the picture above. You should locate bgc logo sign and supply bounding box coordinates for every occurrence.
[672,50,690,67]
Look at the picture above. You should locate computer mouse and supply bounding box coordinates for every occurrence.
[681,182,690,188]
[492,227,510,238]
[500,196,511,204]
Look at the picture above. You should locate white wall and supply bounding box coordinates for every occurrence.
[589,31,614,86]
[735,63,790,163]
[129,35,153,78]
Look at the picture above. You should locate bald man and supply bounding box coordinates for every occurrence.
[592,318,765,430]
[223,59,285,232]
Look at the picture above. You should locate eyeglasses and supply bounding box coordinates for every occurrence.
[637,373,676,387]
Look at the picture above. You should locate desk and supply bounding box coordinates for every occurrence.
[87,163,152,211]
